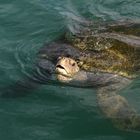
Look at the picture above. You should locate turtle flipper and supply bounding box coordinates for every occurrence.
[97,77,140,132]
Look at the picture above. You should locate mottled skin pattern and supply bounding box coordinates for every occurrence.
[56,57,79,82]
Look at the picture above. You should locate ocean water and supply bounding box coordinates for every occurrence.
[0,0,140,140]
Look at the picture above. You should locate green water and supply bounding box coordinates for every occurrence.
[0,0,140,139]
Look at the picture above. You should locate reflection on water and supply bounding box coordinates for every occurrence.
[0,0,140,139]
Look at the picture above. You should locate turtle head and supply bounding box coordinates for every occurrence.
[55,57,79,82]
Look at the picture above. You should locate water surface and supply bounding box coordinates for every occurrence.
[0,0,140,140]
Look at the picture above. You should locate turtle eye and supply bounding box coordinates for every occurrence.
[72,63,75,66]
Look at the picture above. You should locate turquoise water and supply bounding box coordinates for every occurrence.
[0,0,140,139]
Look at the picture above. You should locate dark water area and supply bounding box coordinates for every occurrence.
[0,0,140,140]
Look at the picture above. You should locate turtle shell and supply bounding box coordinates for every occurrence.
[65,24,140,78]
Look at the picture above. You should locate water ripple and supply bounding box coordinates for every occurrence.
[0,0,140,139]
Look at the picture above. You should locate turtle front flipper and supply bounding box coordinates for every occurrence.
[97,76,140,132]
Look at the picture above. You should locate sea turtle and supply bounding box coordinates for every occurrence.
[37,22,140,132]
[38,43,140,131]
[2,22,140,132]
